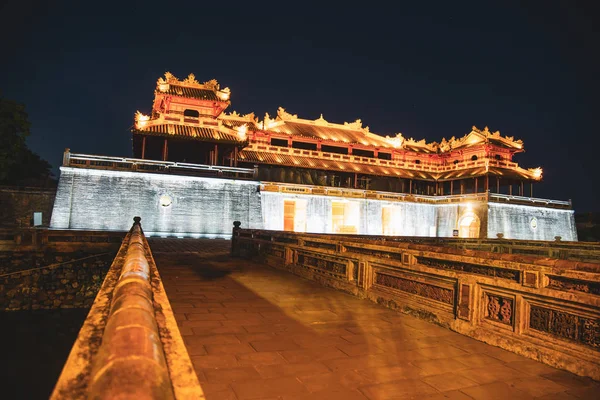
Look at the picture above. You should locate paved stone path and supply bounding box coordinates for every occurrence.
[151,238,598,400]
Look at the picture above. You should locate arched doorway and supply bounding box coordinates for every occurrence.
[458,214,480,238]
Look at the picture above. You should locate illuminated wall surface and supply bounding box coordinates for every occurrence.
[51,168,577,240]
[50,167,263,235]
[487,203,577,241]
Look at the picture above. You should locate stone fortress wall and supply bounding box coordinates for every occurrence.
[50,166,577,241]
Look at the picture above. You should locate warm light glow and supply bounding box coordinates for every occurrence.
[530,167,543,179]
[237,124,248,141]
[384,133,404,148]
[218,87,231,101]
[135,111,150,129]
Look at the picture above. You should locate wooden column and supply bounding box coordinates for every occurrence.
[162,139,168,161]
[141,136,146,159]
[450,180,454,195]
[354,173,358,189]
[460,180,464,195]
[474,177,478,193]
[409,180,412,194]
[496,176,500,193]
[509,183,513,196]
[435,182,439,195]
[520,181,524,196]
[485,175,489,192]
[214,144,218,165]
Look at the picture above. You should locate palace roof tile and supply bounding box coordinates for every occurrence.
[134,124,243,143]
[267,121,396,149]
[238,150,434,179]
[160,85,221,101]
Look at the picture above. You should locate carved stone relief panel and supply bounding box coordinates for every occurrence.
[529,305,600,350]
[483,292,514,326]
[375,272,454,305]
[417,256,520,282]
[546,276,600,296]
[297,251,347,277]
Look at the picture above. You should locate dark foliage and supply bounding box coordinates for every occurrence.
[0,97,55,187]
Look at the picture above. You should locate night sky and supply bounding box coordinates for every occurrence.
[2,1,598,211]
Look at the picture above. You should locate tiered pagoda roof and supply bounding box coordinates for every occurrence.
[132,72,542,182]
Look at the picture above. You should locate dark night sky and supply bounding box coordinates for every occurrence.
[1,1,598,211]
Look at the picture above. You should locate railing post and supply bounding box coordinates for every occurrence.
[231,221,242,256]
[63,148,71,166]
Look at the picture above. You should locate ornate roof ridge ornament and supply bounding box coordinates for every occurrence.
[221,111,257,123]
[469,125,524,149]
[277,107,298,121]
[343,119,362,130]
[383,133,405,149]
[314,114,328,125]
[156,72,225,92]
[528,167,543,180]
[134,111,150,129]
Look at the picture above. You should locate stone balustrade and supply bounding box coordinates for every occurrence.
[232,227,600,380]
[51,217,202,399]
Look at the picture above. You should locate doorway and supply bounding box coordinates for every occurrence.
[458,214,480,238]
[283,199,307,232]
[331,201,359,233]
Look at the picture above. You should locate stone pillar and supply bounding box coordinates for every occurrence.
[231,221,242,256]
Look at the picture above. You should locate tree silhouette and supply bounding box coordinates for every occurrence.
[0,97,54,186]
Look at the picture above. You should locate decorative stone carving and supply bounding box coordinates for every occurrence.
[485,293,513,325]
[375,273,454,305]
[547,276,600,296]
[297,253,347,276]
[417,256,520,282]
[529,305,600,349]
[346,246,403,261]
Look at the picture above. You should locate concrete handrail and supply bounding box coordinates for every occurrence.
[86,216,174,399]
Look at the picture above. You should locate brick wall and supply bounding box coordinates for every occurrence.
[0,186,57,228]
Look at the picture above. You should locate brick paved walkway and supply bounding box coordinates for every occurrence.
[151,238,598,400]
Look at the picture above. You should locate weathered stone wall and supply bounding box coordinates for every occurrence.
[0,186,56,228]
[488,203,577,241]
[0,252,114,310]
[50,167,263,235]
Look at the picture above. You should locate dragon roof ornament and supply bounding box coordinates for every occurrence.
[222,110,257,123]
[156,72,222,90]
[277,107,298,121]
[343,119,363,130]
[383,133,404,148]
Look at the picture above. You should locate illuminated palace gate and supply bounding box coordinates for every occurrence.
[51,72,577,240]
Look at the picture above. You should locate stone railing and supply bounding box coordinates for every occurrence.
[290,233,600,263]
[0,228,126,252]
[51,217,202,399]
[63,149,255,179]
[232,227,600,380]
[259,182,572,209]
